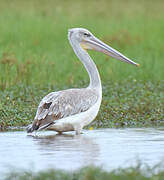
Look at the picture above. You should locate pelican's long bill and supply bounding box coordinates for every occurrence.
[81,36,139,67]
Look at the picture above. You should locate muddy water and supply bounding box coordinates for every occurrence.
[0,128,164,176]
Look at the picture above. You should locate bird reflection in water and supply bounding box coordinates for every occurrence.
[27,131,100,169]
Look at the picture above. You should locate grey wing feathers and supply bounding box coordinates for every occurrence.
[35,92,60,120]
[27,88,98,132]
[36,88,98,120]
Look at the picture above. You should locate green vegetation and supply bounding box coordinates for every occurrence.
[0,0,163,129]
[4,165,164,180]
[0,81,163,130]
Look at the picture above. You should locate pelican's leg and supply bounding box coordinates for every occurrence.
[75,129,82,135]
[74,124,83,135]
[57,131,63,135]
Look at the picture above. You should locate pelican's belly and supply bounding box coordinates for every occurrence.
[48,96,102,132]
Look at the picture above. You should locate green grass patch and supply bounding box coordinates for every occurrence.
[4,165,164,180]
[0,80,163,130]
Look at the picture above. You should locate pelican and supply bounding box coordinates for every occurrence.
[27,28,139,135]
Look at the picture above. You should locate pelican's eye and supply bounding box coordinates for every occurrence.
[84,33,91,37]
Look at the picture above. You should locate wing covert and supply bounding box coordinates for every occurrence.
[35,88,98,121]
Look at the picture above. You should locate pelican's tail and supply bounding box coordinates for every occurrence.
[26,123,39,133]
[26,121,54,133]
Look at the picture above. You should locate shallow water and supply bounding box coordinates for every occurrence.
[1,128,164,176]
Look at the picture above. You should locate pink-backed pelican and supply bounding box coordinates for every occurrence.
[27,28,139,135]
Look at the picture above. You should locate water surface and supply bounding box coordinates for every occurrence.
[1,128,164,176]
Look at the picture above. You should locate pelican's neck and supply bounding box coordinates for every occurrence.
[69,39,102,92]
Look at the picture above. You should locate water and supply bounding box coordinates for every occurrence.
[1,128,164,176]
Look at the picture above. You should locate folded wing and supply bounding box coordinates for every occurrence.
[27,88,98,132]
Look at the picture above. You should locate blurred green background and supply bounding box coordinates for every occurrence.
[0,0,164,88]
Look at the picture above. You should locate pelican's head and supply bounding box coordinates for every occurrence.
[68,28,139,67]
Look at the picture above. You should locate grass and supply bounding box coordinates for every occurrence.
[0,81,163,130]
[0,0,164,129]
[4,165,164,180]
